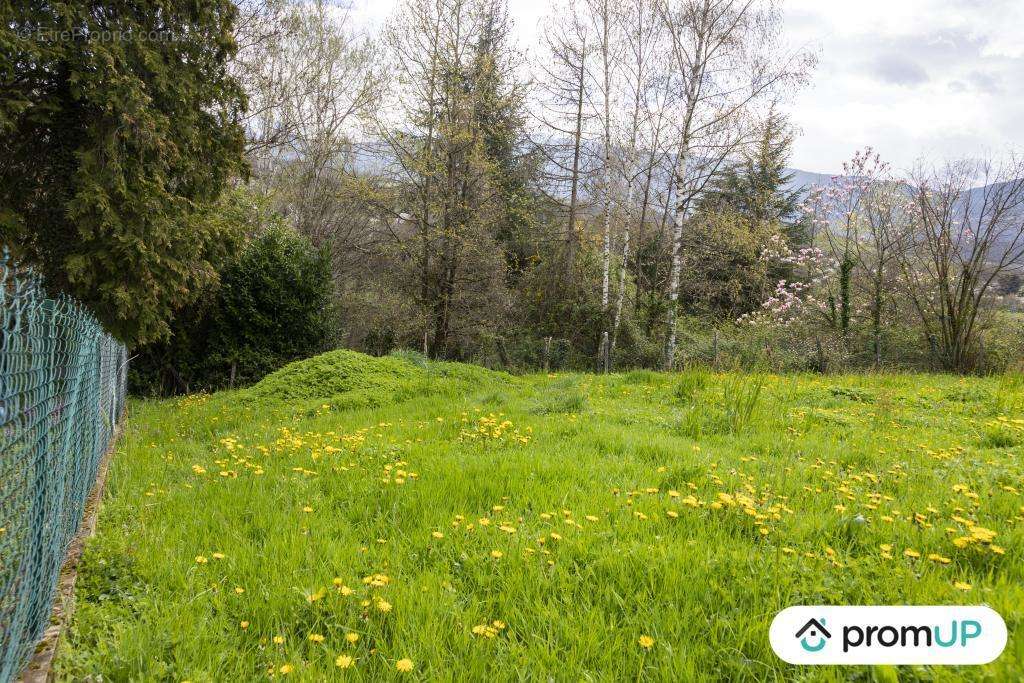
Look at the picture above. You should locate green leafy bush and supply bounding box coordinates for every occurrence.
[129,193,332,395]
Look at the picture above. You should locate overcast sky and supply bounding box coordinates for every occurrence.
[352,0,1024,175]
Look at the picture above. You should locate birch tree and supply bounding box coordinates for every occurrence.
[609,0,674,362]
[232,0,377,248]
[282,1,377,244]
[582,0,622,372]
[656,0,813,368]
[535,3,595,284]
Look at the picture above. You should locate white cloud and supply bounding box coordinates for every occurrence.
[782,0,1024,172]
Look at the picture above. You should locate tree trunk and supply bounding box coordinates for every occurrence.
[611,184,633,358]
[599,7,612,373]
[663,143,688,370]
[839,253,853,339]
[633,146,656,318]
[872,268,883,369]
[419,15,442,356]
[565,38,586,282]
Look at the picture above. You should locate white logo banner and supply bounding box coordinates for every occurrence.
[770,606,1007,665]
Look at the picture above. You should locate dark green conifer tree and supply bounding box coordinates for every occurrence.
[0,0,247,344]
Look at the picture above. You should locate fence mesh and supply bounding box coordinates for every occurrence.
[0,253,127,682]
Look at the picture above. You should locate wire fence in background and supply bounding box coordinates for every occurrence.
[0,254,127,682]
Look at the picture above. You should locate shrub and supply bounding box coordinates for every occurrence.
[129,192,333,395]
[204,223,332,386]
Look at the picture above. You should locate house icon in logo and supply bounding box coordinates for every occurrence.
[795,618,831,652]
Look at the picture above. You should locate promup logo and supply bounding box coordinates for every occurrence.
[795,618,831,652]
[770,606,1007,665]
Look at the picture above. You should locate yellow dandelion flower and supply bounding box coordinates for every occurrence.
[345,632,360,644]
[335,654,355,669]
[234,587,245,594]
[395,658,414,672]
[240,621,250,629]
[309,633,325,643]
[273,636,285,644]
[279,664,294,675]
[903,549,920,558]
[490,550,503,559]
[431,531,444,539]
[302,506,314,513]
[211,552,225,560]
[376,599,393,613]
[195,555,208,564]
[954,581,972,591]
[638,635,655,649]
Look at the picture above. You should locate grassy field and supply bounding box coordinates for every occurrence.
[55,351,1024,681]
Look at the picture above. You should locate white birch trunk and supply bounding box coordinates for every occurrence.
[664,145,688,369]
[611,181,633,353]
[598,2,613,373]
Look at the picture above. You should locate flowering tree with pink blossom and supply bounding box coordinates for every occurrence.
[736,234,834,328]
[736,148,919,368]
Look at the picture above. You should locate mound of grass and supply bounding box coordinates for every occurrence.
[428,359,515,388]
[245,349,428,404]
[243,350,515,413]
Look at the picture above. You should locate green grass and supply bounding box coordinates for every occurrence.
[55,352,1024,681]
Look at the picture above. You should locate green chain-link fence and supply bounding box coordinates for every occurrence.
[0,253,127,682]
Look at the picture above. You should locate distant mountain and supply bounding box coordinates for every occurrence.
[782,168,837,196]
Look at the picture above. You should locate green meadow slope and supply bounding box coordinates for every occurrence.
[56,352,1024,681]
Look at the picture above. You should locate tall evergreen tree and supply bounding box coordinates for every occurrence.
[699,110,809,246]
[469,1,534,278]
[0,0,246,344]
